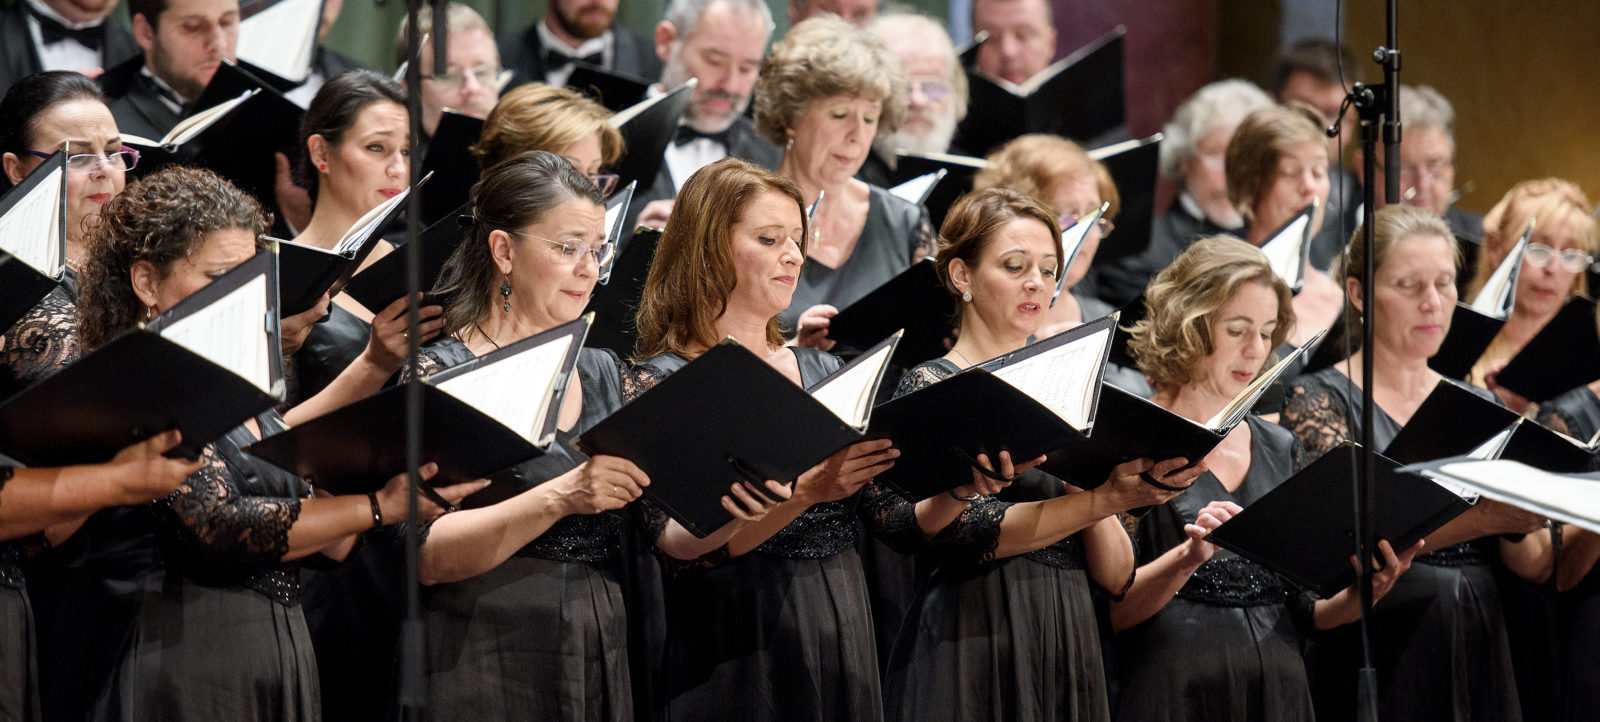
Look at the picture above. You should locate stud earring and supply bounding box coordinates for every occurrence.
[961,290,972,303]
[499,274,512,312]
[318,163,326,171]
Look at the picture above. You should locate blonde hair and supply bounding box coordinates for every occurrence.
[753,14,909,146]
[1468,178,1597,299]
[473,83,623,171]
[1224,102,1327,221]
[1129,235,1295,389]
[634,158,809,360]
[973,133,1121,221]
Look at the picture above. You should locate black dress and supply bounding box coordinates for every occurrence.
[779,185,935,330]
[287,304,370,405]
[1114,416,1315,722]
[1280,366,1522,722]
[1537,387,1600,722]
[631,348,884,722]
[407,339,634,721]
[878,360,1115,722]
[0,467,41,722]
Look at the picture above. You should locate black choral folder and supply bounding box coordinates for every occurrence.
[1207,442,1474,598]
[610,80,695,195]
[244,315,591,494]
[1087,134,1161,265]
[891,150,984,229]
[0,248,285,464]
[1427,224,1528,379]
[1493,295,1600,403]
[1384,379,1597,473]
[420,111,485,226]
[566,63,651,112]
[578,334,901,537]
[275,178,420,314]
[868,317,1115,501]
[585,227,662,358]
[824,260,954,368]
[953,25,1126,156]
[1041,333,1320,489]
[343,204,470,313]
[0,149,67,333]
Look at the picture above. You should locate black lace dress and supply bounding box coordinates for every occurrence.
[1537,387,1600,722]
[779,184,936,330]
[406,339,634,721]
[1114,415,1316,721]
[632,348,886,722]
[878,360,1116,722]
[1280,365,1522,722]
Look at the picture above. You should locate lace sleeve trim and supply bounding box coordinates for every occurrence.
[154,443,303,565]
[1279,377,1350,462]
[857,482,923,554]
[927,497,1009,566]
[0,287,78,386]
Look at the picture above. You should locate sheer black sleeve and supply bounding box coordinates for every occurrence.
[1279,377,1350,462]
[397,347,448,384]
[857,482,924,554]
[152,444,302,565]
[925,498,1010,568]
[0,287,78,387]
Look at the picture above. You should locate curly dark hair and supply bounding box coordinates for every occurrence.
[78,166,270,350]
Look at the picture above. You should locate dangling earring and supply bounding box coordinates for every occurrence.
[499,274,512,312]
[961,290,972,303]
[785,136,794,152]
[146,306,155,320]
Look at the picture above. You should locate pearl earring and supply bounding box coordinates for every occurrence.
[961,290,972,302]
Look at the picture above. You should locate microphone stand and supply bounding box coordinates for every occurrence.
[398,0,447,717]
[1332,1,1401,719]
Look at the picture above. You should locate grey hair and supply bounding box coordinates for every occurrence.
[1399,84,1455,142]
[1159,78,1273,183]
[868,9,966,121]
[663,0,775,42]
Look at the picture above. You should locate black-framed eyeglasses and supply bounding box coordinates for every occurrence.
[510,230,616,266]
[24,146,140,174]
[1525,242,1593,274]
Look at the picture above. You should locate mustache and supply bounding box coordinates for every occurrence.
[697,89,744,104]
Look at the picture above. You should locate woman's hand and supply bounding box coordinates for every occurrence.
[949,450,1047,499]
[281,293,332,357]
[793,439,898,504]
[373,463,487,524]
[1095,456,1205,513]
[109,430,205,503]
[637,199,675,230]
[1366,538,1424,602]
[545,455,650,516]
[365,294,445,373]
[1180,500,1241,565]
[793,304,839,351]
[1482,361,1534,415]
[721,479,792,521]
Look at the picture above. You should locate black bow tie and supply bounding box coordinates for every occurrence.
[544,49,602,71]
[673,124,733,149]
[28,6,104,51]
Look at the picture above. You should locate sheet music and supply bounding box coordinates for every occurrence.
[161,89,258,148]
[158,274,272,392]
[334,186,410,254]
[1259,208,1313,291]
[888,171,943,205]
[1469,228,1528,317]
[237,0,320,82]
[0,165,64,275]
[433,336,574,445]
[810,338,897,428]
[1427,459,1600,535]
[991,325,1112,429]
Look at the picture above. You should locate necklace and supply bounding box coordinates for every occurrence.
[949,347,973,368]
[471,321,503,351]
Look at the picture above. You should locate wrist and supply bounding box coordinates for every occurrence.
[947,489,981,502]
[365,492,384,529]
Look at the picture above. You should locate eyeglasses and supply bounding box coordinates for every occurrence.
[587,173,620,197]
[1059,211,1114,237]
[1524,242,1593,274]
[907,79,951,104]
[511,230,615,266]
[24,146,140,173]
[422,66,510,91]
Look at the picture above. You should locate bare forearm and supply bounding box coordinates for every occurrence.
[0,465,139,540]
[657,517,750,560]
[992,489,1119,560]
[912,494,970,538]
[1081,515,1135,593]
[419,487,568,585]
[1559,526,1600,592]
[1109,544,1205,631]
[1500,527,1553,585]
[725,499,809,557]
[282,496,376,561]
[283,353,393,427]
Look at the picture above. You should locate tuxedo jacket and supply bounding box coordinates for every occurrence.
[625,115,782,232]
[0,0,139,97]
[499,20,662,92]
[99,55,180,141]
